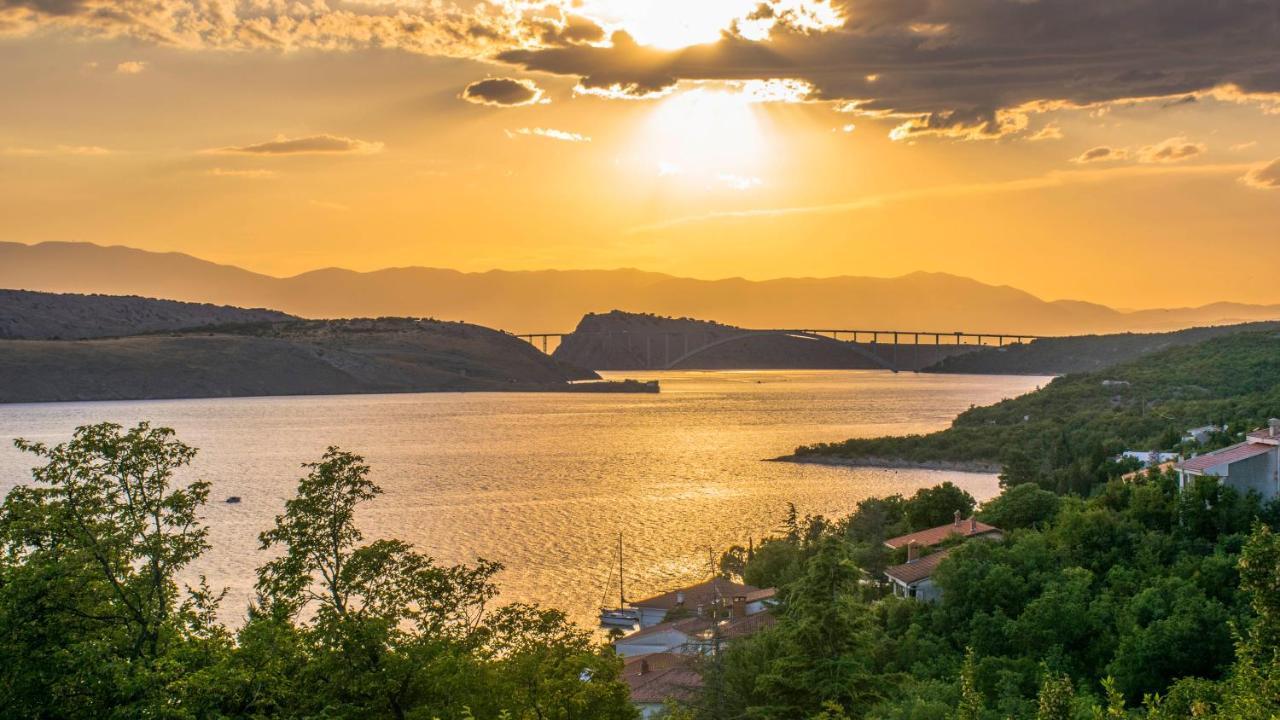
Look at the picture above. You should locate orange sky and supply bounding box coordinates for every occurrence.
[2,1,1279,308]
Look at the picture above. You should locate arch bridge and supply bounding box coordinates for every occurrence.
[515,328,1048,372]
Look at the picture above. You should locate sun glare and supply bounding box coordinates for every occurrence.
[578,0,760,49]
[633,87,772,188]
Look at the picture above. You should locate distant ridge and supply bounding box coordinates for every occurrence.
[923,322,1280,376]
[3,241,1279,335]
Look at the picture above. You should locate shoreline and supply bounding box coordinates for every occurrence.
[769,454,1001,474]
[0,380,660,406]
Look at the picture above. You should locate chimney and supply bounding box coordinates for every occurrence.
[1270,418,1280,437]
[640,659,650,675]
[732,595,747,619]
[676,590,685,605]
[907,542,919,563]
[954,510,962,527]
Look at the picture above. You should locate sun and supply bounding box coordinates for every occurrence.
[577,0,761,49]
[629,86,773,188]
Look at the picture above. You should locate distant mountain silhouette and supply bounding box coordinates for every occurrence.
[4,241,1279,336]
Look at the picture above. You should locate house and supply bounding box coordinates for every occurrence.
[614,597,777,657]
[882,513,1004,603]
[883,511,1002,551]
[630,577,770,628]
[1118,450,1180,467]
[1175,420,1280,500]
[1120,460,1177,482]
[615,608,775,715]
[622,653,702,719]
[1183,425,1222,445]
[885,545,951,603]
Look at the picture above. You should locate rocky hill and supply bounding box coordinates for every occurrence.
[552,311,978,371]
[0,288,293,339]
[0,318,607,403]
[922,322,1280,375]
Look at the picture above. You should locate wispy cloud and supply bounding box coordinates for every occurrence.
[505,127,590,142]
[1240,159,1280,190]
[209,134,383,156]
[115,60,146,74]
[1137,136,1206,164]
[206,167,277,179]
[718,174,762,191]
[2,144,113,157]
[309,199,350,212]
[630,163,1254,234]
[1027,124,1064,142]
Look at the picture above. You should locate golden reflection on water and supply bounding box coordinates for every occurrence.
[0,370,1047,627]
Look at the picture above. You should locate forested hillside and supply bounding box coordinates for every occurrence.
[795,330,1280,494]
[675,328,1280,719]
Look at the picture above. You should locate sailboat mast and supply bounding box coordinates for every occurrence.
[618,533,625,608]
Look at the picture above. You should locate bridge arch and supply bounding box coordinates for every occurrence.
[663,331,898,372]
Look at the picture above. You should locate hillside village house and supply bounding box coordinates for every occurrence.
[1183,425,1222,445]
[883,512,1003,602]
[1118,450,1180,467]
[621,653,702,719]
[614,602,777,657]
[615,578,778,715]
[629,577,773,628]
[1175,420,1280,500]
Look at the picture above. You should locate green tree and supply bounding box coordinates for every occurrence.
[251,446,636,720]
[979,483,1060,530]
[905,483,976,530]
[1034,668,1073,720]
[749,538,886,717]
[0,422,224,718]
[956,648,985,720]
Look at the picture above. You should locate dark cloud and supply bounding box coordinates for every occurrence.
[213,134,383,155]
[461,77,544,106]
[498,0,1280,138]
[1072,147,1128,164]
[1242,159,1280,189]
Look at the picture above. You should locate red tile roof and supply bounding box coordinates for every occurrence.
[1177,442,1273,474]
[622,654,703,704]
[630,577,759,610]
[884,518,1000,550]
[885,548,953,585]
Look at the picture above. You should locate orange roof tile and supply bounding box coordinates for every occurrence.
[885,548,953,585]
[884,518,1000,550]
[622,654,703,704]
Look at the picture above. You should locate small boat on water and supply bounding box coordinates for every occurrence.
[599,533,640,628]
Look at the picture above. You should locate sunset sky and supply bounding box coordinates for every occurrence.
[2,0,1279,308]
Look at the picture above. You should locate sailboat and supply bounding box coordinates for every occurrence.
[598,533,640,628]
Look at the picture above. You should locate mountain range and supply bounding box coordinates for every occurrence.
[4,241,1279,336]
